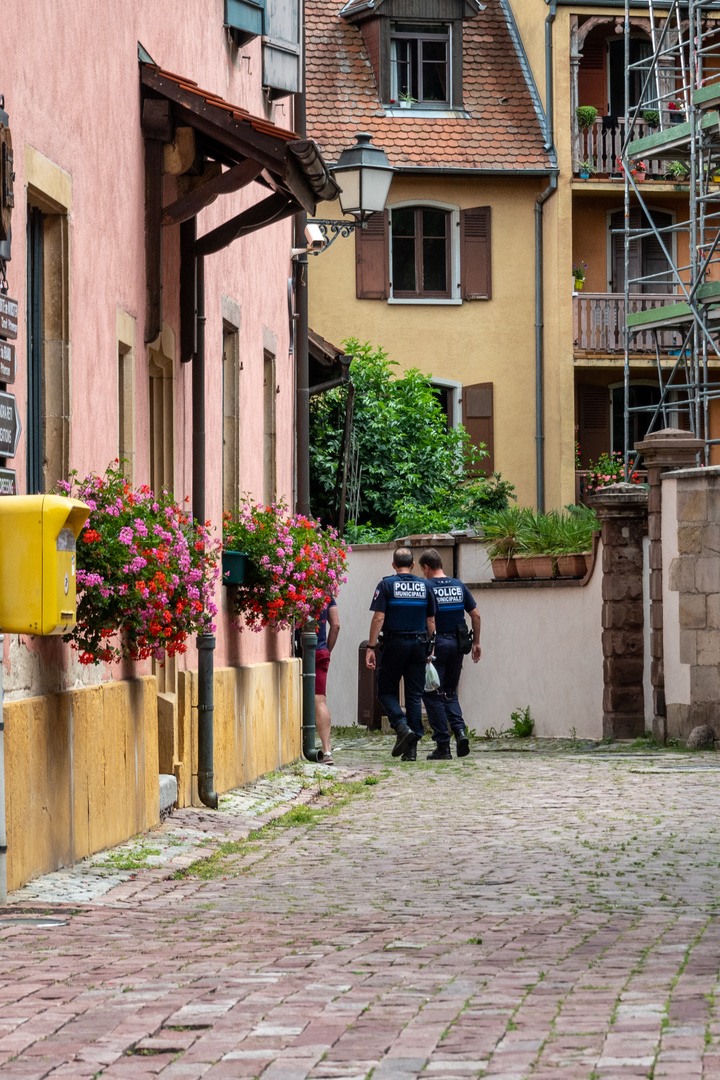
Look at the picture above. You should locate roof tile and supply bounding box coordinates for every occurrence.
[306,4,550,171]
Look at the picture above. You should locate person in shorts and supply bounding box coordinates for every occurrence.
[316,599,340,764]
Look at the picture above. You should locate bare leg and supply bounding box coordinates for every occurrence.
[315,694,332,754]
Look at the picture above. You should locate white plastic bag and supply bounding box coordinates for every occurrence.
[424,662,440,692]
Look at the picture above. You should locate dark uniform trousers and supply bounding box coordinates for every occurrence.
[377,635,427,740]
[423,632,465,745]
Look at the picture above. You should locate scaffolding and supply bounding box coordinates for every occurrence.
[620,0,720,470]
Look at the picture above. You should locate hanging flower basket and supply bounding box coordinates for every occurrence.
[223,501,349,631]
[56,463,220,664]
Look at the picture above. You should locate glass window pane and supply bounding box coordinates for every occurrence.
[393,237,416,292]
[423,238,447,292]
[422,41,448,103]
[422,209,446,238]
[392,208,415,237]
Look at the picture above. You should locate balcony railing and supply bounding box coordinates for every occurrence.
[574,117,672,178]
[574,293,683,353]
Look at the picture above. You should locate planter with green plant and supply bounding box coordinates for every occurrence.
[576,105,598,130]
[665,160,689,183]
[642,109,660,128]
[576,158,595,180]
[399,91,416,109]
[553,504,599,577]
[573,261,587,291]
[482,506,530,580]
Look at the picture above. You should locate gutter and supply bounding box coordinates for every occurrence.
[392,167,557,177]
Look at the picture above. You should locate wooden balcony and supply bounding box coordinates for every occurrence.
[574,117,672,178]
[574,293,683,355]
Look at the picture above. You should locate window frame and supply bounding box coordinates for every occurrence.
[389,22,452,108]
[388,201,461,305]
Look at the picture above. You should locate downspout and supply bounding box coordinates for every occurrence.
[193,253,219,808]
[535,0,558,512]
[294,17,321,762]
[535,175,557,513]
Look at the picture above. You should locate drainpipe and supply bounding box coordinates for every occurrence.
[535,1,558,512]
[0,636,6,903]
[193,253,218,809]
[301,628,323,761]
[544,2,557,154]
[535,175,557,513]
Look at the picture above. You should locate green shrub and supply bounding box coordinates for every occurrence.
[576,105,599,129]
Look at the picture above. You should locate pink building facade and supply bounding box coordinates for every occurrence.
[0,0,334,890]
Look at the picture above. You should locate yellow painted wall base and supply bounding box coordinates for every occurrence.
[176,659,302,807]
[3,658,302,892]
[4,676,159,893]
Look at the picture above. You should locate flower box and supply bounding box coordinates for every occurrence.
[491,556,519,580]
[531,554,555,579]
[222,550,248,586]
[556,554,587,578]
[515,555,536,579]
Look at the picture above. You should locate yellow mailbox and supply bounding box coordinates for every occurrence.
[0,495,90,635]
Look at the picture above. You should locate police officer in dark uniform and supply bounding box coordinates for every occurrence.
[419,547,482,759]
[365,547,437,761]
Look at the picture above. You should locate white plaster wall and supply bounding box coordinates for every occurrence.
[326,541,604,739]
[661,476,690,708]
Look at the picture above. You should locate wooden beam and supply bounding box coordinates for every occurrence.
[162,159,264,226]
[180,217,196,363]
[196,192,300,257]
[144,138,163,344]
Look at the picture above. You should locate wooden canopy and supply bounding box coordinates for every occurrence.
[140,62,340,343]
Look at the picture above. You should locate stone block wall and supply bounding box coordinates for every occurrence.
[665,467,720,739]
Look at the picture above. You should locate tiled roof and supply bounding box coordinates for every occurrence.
[305,0,552,171]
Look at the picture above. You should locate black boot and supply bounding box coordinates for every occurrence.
[455,727,470,758]
[391,722,414,758]
[427,744,452,760]
[401,741,417,762]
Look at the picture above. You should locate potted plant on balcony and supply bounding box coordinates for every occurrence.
[665,160,690,184]
[576,106,599,129]
[668,100,686,124]
[576,158,596,180]
[642,109,660,128]
[573,261,587,291]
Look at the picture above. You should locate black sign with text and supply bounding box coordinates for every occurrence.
[0,389,20,457]
[0,339,15,383]
[0,467,16,495]
[0,295,17,339]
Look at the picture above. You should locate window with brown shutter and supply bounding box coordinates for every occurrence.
[355,211,389,300]
[460,206,491,300]
[462,382,494,475]
[577,383,610,467]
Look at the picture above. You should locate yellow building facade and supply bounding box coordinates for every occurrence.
[307,0,700,508]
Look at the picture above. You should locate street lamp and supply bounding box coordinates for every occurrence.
[304,132,394,252]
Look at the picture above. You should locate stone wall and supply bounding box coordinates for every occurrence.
[664,466,720,739]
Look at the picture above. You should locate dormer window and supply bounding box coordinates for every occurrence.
[390,23,450,106]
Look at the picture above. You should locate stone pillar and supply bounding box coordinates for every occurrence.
[589,483,649,740]
[634,429,704,742]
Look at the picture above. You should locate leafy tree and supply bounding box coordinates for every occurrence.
[309,339,511,534]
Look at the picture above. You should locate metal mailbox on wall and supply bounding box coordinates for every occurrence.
[0,495,90,635]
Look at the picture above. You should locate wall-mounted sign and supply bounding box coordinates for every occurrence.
[0,468,16,495]
[0,340,15,383]
[0,390,20,457]
[0,295,17,339]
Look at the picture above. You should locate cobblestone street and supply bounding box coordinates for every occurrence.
[3,739,720,1079]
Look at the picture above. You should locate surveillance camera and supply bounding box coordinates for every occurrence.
[305,223,327,251]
